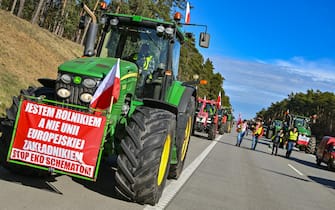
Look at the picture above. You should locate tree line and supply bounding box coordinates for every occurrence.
[257,90,335,139]
[0,0,230,107]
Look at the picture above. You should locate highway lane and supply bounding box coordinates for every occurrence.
[166,131,335,210]
[0,131,212,210]
[0,130,334,210]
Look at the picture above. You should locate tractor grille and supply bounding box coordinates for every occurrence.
[55,81,95,109]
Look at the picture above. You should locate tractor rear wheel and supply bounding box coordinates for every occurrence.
[218,123,224,135]
[115,106,176,205]
[0,86,54,176]
[169,97,195,179]
[306,136,316,154]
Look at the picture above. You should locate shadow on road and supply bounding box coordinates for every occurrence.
[261,167,311,182]
[0,166,62,194]
[288,156,332,172]
[308,176,335,189]
[71,164,125,202]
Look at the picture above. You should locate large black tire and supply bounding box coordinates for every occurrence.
[0,86,54,176]
[208,124,217,140]
[169,97,195,179]
[306,136,316,154]
[115,107,176,205]
[218,125,225,135]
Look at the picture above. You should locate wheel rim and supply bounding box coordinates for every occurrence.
[157,134,171,186]
[181,116,192,161]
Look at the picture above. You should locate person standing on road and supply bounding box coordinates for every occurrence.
[271,129,284,155]
[236,120,248,147]
[251,119,264,150]
[286,127,298,158]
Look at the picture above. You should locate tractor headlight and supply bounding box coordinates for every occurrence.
[165,26,174,35]
[60,74,72,84]
[156,25,165,33]
[82,78,96,88]
[80,93,93,103]
[57,88,71,98]
[110,18,119,26]
[121,104,130,115]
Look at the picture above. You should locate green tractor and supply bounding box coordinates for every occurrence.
[266,119,283,139]
[283,114,316,154]
[0,4,210,205]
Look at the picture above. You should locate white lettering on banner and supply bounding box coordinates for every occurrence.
[54,109,102,127]
[60,122,80,136]
[11,149,93,177]
[25,102,55,117]
[23,140,84,162]
[26,128,85,149]
[45,119,61,131]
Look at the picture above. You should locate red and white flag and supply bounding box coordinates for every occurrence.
[217,91,221,109]
[90,58,120,110]
[185,2,190,24]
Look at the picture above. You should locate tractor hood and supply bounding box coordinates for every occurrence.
[297,126,311,136]
[58,57,138,78]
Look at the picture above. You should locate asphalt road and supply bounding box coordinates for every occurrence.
[0,130,334,210]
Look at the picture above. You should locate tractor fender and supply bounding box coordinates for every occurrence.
[142,98,178,115]
[177,86,196,114]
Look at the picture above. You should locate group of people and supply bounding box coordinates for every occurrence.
[235,118,263,150]
[235,118,299,158]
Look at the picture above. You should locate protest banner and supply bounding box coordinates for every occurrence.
[9,100,106,179]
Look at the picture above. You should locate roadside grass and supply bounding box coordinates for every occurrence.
[0,9,83,115]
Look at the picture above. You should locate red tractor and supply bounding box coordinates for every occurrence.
[194,98,219,140]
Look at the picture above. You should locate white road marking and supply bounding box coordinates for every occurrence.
[143,135,222,210]
[288,164,304,176]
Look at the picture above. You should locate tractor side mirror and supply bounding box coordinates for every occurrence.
[199,32,210,48]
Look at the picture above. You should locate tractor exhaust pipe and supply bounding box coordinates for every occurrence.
[82,3,98,57]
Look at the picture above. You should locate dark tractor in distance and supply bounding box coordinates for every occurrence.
[0,4,210,205]
[194,97,219,140]
[218,106,233,134]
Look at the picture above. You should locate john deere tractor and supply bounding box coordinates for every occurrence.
[0,4,210,205]
[283,114,316,154]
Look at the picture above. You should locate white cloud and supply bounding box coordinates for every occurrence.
[210,55,335,119]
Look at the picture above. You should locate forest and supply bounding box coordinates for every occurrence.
[257,90,335,140]
[0,0,230,106]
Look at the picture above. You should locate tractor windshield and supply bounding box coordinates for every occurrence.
[294,118,307,128]
[101,26,169,70]
[101,25,170,98]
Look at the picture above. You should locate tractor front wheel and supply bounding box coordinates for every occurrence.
[115,106,176,205]
[306,136,316,154]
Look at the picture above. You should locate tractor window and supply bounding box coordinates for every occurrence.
[172,40,181,80]
[294,118,305,127]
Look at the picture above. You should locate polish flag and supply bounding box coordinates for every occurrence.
[90,58,120,110]
[185,2,190,24]
[217,91,221,109]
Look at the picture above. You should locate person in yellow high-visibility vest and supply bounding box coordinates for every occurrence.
[136,43,155,86]
[251,119,264,150]
[286,127,298,158]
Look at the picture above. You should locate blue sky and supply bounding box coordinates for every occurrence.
[181,0,335,120]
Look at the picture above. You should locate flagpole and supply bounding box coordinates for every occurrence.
[109,96,114,114]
